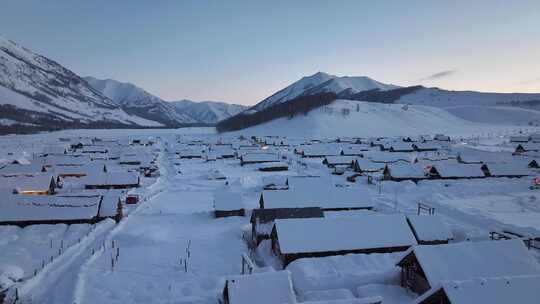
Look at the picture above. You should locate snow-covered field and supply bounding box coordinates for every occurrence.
[1,126,540,303]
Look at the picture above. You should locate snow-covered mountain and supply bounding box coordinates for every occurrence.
[84,77,197,126]
[85,77,246,125]
[250,72,399,111]
[171,100,246,124]
[0,36,161,130]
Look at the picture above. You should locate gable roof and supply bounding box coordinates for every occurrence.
[399,240,540,287]
[274,215,417,254]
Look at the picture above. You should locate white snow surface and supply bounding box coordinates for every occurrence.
[239,99,517,138]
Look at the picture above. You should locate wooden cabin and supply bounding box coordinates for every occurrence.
[397,240,540,296]
[0,192,104,226]
[271,215,417,266]
[250,207,323,245]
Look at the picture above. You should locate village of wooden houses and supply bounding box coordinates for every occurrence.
[0,129,538,304]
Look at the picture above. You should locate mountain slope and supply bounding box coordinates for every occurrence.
[171,100,246,124]
[0,36,160,130]
[84,77,196,126]
[85,77,246,125]
[250,72,398,112]
[239,99,524,137]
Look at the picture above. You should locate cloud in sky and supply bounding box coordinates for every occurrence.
[418,69,457,82]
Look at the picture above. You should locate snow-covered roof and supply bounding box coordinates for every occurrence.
[274,215,417,254]
[241,153,279,164]
[384,163,428,179]
[389,142,414,152]
[431,163,485,178]
[353,158,385,172]
[0,191,101,222]
[415,275,540,304]
[341,144,369,156]
[302,144,342,157]
[98,190,122,218]
[401,240,540,287]
[0,174,55,192]
[81,172,139,187]
[324,156,355,166]
[363,151,413,163]
[42,155,91,166]
[0,162,44,176]
[406,215,453,242]
[483,163,530,177]
[49,163,105,176]
[214,191,243,211]
[261,188,373,210]
[225,270,296,304]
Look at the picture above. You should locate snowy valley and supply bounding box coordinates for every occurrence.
[1,127,540,303]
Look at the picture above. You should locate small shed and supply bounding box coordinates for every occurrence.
[271,215,417,266]
[414,275,540,304]
[406,215,453,245]
[213,191,245,218]
[396,240,540,295]
[223,271,296,304]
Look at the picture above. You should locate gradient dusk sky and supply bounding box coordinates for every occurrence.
[1,0,539,105]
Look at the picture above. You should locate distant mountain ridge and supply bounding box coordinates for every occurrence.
[85,77,246,125]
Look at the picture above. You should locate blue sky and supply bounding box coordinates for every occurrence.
[1,0,539,105]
